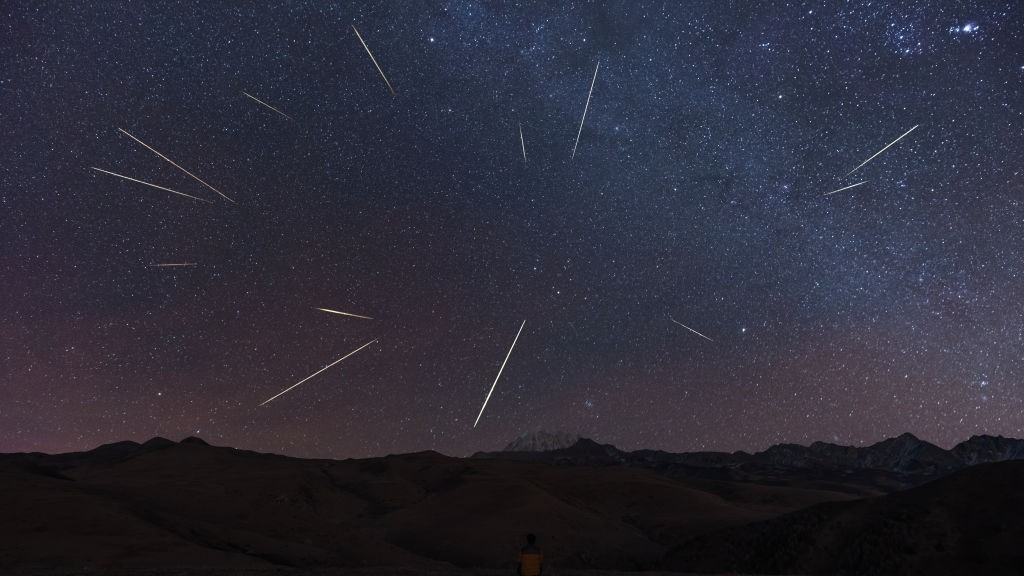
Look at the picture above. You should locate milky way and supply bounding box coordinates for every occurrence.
[2,1,1022,458]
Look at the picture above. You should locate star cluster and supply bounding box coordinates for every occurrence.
[2,1,1022,458]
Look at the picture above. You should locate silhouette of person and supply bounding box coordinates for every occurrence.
[517,533,543,576]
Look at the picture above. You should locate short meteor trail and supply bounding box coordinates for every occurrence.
[519,122,527,164]
[474,320,526,428]
[845,124,919,177]
[91,167,212,203]
[352,25,396,96]
[149,262,197,267]
[242,91,292,120]
[117,128,234,204]
[823,180,868,196]
[571,61,600,160]
[669,316,714,342]
[315,307,373,320]
[259,339,378,407]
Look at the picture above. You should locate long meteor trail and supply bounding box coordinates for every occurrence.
[669,316,714,342]
[571,61,599,160]
[117,128,234,203]
[259,339,378,406]
[242,91,292,120]
[823,180,868,196]
[474,320,526,428]
[352,25,396,96]
[315,307,373,320]
[149,262,198,267]
[91,167,212,203]
[845,124,919,177]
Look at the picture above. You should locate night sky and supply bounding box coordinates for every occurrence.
[3,1,1023,459]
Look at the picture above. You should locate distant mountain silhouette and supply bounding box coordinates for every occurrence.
[951,433,1024,465]
[10,436,178,471]
[503,430,580,452]
[478,432,1024,493]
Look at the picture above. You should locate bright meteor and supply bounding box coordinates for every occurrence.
[315,307,373,320]
[117,128,234,204]
[352,25,396,96]
[519,122,527,164]
[823,180,868,196]
[669,316,714,342]
[242,91,292,120]
[571,61,600,160]
[474,320,526,428]
[845,124,919,177]
[259,339,378,407]
[91,167,212,203]
[149,263,198,267]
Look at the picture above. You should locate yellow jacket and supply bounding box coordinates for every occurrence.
[518,546,543,576]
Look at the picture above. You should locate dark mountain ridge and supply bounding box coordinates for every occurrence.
[474,432,1024,493]
[2,434,1022,574]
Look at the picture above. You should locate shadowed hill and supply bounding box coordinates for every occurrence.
[1,437,853,572]
[664,460,1024,575]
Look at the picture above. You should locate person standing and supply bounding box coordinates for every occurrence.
[517,533,543,576]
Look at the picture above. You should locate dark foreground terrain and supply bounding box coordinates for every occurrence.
[3,436,1023,575]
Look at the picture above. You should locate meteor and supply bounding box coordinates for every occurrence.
[571,61,599,160]
[315,307,373,320]
[845,124,919,177]
[823,180,868,196]
[352,25,397,96]
[259,339,378,406]
[242,91,292,120]
[149,263,197,267]
[669,316,714,342]
[117,128,234,203]
[91,167,212,203]
[519,122,527,164]
[474,320,526,428]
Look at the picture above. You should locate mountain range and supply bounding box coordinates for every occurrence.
[478,431,1024,494]
[2,433,1023,575]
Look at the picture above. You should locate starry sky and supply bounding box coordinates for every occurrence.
[2,1,1023,459]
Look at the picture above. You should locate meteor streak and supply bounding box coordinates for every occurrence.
[149,263,197,267]
[91,167,212,203]
[474,320,526,428]
[259,339,378,407]
[315,307,373,320]
[242,91,292,120]
[823,180,868,196]
[117,128,234,203]
[352,25,396,96]
[845,124,919,177]
[571,61,599,160]
[519,122,527,164]
[669,316,714,342]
